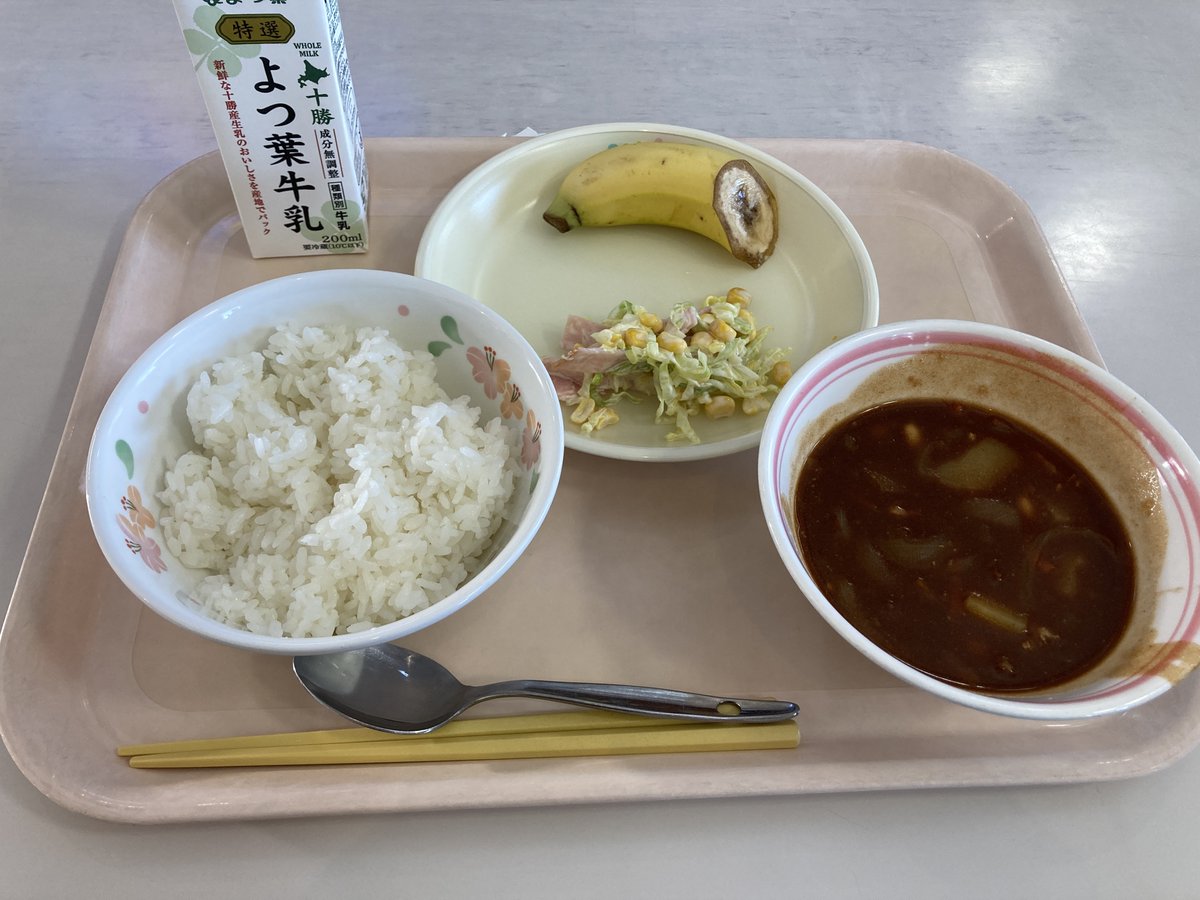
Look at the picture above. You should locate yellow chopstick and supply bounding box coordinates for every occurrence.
[125,720,799,768]
[116,709,699,757]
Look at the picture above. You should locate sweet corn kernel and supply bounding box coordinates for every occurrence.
[742,395,772,415]
[704,395,736,419]
[623,328,647,349]
[769,361,792,386]
[657,332,687,353]
[727,287,752,306]
[710,320,737,343]
[689,331,716,352]
[637,311,664,333]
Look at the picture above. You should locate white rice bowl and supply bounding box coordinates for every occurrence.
[86,270,564,655]
[158,324,516,639]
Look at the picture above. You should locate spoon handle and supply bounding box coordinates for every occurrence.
[470,680,798,723]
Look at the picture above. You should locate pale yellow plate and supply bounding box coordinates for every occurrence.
[415,123,879,461]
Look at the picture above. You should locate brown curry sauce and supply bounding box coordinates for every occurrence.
[796,400,1135,692]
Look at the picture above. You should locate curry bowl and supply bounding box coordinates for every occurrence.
[759,319,1200,719]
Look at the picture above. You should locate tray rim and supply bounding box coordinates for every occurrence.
[2,134,1193,824]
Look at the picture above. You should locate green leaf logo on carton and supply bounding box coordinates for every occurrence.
[183,5,261,77]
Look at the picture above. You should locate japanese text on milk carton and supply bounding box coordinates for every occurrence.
[172,0,368,258]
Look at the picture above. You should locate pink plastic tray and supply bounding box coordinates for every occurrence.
[4,137,1197,823]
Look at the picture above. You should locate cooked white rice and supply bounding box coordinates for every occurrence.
[157,324,516,638]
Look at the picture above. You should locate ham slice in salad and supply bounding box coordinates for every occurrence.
[542,315,626,401]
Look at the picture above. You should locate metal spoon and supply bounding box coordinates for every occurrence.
[293,644,799,734]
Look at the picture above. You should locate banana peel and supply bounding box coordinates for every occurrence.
[542,141,779,268]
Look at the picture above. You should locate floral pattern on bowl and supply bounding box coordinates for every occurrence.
[112,444,167,574]
[432,315,545,490]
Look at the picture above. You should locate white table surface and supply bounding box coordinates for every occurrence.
[3,0,1198,895]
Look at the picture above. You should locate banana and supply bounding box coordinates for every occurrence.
[542,141,779,268]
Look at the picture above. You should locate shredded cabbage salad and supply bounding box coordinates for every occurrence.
[544,289,792,443]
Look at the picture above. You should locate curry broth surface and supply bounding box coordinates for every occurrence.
[796,399,1136,692]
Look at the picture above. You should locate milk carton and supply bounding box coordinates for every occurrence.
[172,0,369,257]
